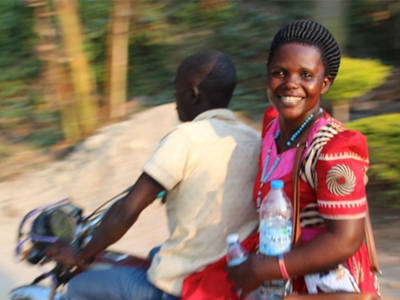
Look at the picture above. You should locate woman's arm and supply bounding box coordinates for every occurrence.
[226,217,364,298]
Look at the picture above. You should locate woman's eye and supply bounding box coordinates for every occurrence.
[272,71,284,77]
[302,72,313,79]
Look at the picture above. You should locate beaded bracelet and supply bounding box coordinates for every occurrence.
[277,254,290,280]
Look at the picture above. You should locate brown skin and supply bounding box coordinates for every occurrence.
[225,43,365,299]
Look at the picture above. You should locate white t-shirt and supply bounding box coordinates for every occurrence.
[144,109,260,296]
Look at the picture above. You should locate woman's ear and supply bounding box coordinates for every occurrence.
[321,75,333,95]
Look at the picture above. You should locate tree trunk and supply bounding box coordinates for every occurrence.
[389,2,400,64]
[106,0,131,119]
[26,0,82,143]
[55,63,83,144]
[54,0,98,136]
[332,102,350,124]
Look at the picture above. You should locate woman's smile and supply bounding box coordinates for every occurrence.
[279,95,305,104]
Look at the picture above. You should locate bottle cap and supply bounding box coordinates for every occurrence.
[271,179,284,189]
[226,233,239,244]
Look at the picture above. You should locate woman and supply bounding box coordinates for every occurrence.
[181,20,379,299]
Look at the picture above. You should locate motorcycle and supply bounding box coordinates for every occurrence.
[10,187,166,300]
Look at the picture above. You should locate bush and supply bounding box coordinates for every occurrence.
[347,114,400,207]
[324,57,391,104]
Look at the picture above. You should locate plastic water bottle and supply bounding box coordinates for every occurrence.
[259,179,293,300]
[226,233,248,266]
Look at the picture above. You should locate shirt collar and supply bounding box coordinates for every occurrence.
[193,109,236,122]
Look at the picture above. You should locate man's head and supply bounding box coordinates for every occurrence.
[174,50,237,122]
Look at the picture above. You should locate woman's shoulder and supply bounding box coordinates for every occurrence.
[319,117,368,159]
[301,115,369,189]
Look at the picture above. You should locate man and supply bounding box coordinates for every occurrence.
[48,50,260,300]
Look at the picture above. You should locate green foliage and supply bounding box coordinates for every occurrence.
[27,126,65,148]
[324,57,391,104]
[0,1,45,149]
[0,1,40,82]
[127,34,174,98]
[0,1,37,63]
[123,0,314,111]
[0,0,397,166]
[347,114,400,207]
[166,2,238,30]
[348,0,399,65]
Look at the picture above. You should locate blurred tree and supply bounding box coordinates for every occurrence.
[201,0,228,10]
[105,0,131,119]
[348,0,399,66]
[78,0,112,95]
[0,0,41,144]
[54,0,98,137]
[389,2,400,64]
[26,0,82,144]
[312,0,348,55]
[1,0,399,150]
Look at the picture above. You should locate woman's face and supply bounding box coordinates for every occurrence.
[267,42,332,122]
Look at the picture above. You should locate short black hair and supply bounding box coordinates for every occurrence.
[268,20,341,81]
[179,50,237,108]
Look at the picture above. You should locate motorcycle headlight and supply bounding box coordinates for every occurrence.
[48,209,77,244]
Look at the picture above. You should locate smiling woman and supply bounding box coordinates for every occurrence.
[181,20,380,300]
[228,19,379,298]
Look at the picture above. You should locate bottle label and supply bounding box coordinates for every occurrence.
[259,220,292,256]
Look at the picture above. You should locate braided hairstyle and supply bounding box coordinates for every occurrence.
[268,20,341,81]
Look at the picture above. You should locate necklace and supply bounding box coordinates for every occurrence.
[276,108,323,147]
[256,108,323,209]
[256,135,281,209]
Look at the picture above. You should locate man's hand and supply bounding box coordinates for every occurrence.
[225,252,264,299]
[41,243,78,267]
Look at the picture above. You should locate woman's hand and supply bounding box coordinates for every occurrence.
[225,252,265,299]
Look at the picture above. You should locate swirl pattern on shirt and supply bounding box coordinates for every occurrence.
[326,164,356,196]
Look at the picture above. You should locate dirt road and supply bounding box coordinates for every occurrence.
[0,103,398,299]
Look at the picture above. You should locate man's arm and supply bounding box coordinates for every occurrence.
[45,172,164,266]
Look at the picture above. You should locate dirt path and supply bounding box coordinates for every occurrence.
[0,103,399,299]
[0,104,177,299]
